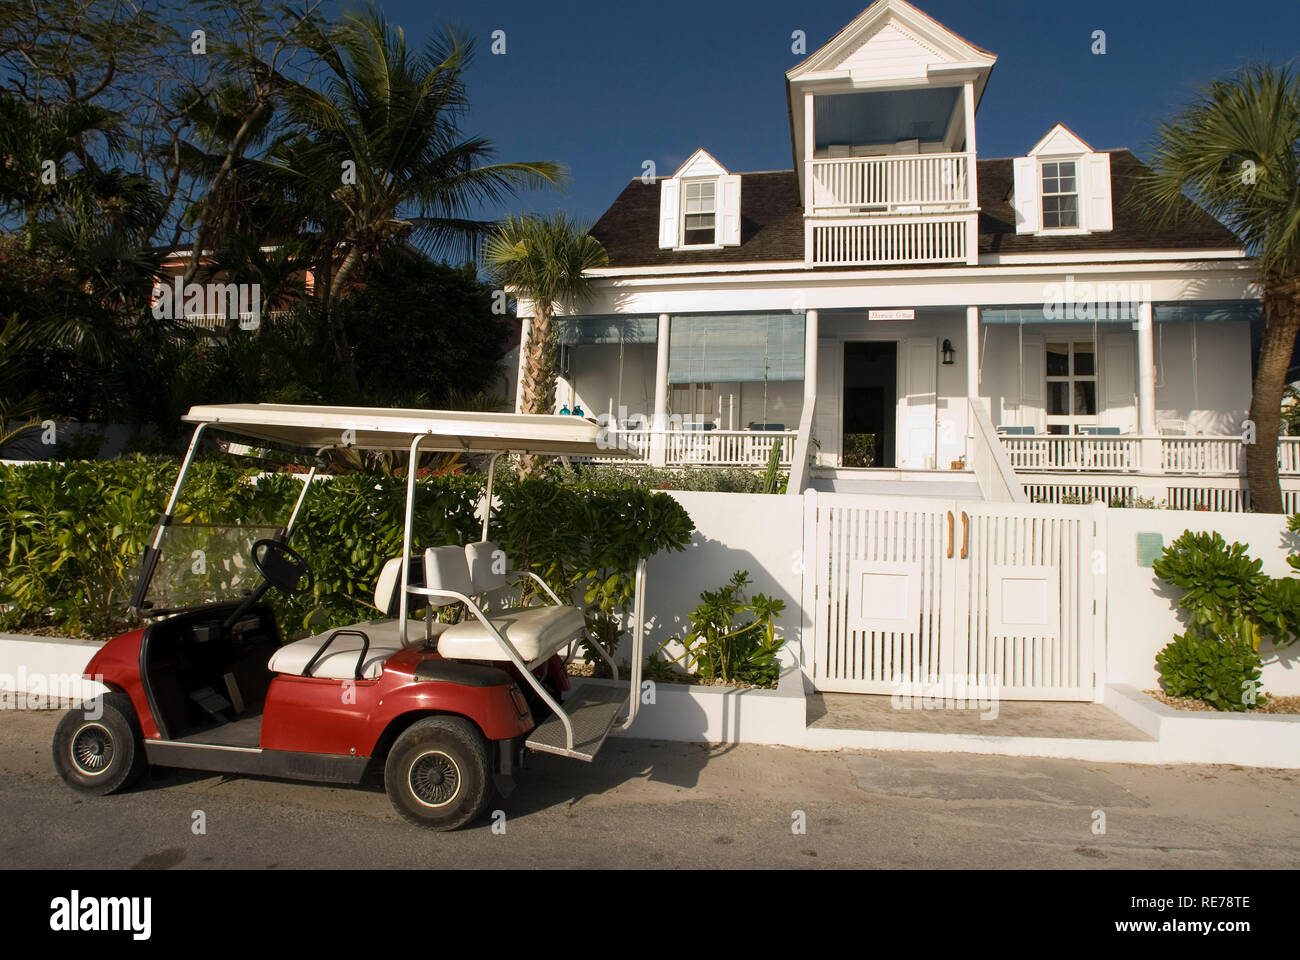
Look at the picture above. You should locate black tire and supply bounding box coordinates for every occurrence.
[52,692,147,796]
[384,716,491,831]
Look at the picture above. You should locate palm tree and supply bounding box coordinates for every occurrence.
[1142,64,1300,513]
[484,213,609,423]
[274,6,564,390]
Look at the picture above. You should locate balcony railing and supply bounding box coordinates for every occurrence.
[581,429,798,468]
[810,214,970,267]
[998,435,1300,476]
[807,152,973,216]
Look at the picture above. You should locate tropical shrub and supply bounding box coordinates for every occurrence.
[0,459,694,649]
[656,570,786,687]
[1151,527,1300,709]
[1152,530,1300,651]
[558,462,782,494]
[1155,626,1266,711]
[491,477,694,664]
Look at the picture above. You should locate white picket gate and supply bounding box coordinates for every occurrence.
[801,492,1106,701]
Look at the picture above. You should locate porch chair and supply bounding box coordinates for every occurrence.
[1156,419,1198,436]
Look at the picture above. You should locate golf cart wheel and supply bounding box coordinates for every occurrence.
[384,716,491,831]
[52,692,147,796]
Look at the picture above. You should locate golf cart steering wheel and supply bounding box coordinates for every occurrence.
[251,539,315,596]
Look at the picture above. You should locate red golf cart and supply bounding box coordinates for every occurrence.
[52,404,646,830]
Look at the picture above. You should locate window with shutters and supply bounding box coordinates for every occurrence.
[1041,160,1079,229]
[682,180,717,246]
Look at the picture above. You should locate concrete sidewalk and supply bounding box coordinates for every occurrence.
[3,708,1296,869]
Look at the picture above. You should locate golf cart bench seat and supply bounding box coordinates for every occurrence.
[268,556,444,680]
[438,606,584,664]
[268,618,440,680]
[424,543,586,667]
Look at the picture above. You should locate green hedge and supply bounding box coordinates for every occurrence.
[0,458,693,647]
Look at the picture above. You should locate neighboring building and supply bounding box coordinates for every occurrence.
[527,0,1282,509]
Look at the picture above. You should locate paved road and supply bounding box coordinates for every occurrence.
[2,709,1296,869]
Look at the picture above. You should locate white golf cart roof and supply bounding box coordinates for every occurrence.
[183,403,626,456]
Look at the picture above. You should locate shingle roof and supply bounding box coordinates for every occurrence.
[587,150,1243,271]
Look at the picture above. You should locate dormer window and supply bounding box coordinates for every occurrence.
[1040,161,1079,229]
[683,181,717,246]
[658,148,741,250]
[1013,124,1113,236]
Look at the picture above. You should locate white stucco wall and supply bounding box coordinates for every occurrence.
[640,492,805,660]
[1105,508,1300,697]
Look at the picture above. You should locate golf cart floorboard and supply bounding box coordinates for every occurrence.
[526,683,629,762]
[174,711,263,748]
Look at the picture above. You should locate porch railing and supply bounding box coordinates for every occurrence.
[998,434,1300,477]
[807,152,973,216]
[582,428,798,468]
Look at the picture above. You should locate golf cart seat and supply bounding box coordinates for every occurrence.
[268,619,437,680]
[424,545,585,667]
[268,557,442,680]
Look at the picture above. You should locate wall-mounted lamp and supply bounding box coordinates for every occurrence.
[941,339,955,365]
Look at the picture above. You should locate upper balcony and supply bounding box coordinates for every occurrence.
[786,0,996,267]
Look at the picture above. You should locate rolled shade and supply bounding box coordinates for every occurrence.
[669,314,806,383]
[981,299,1261,325]
[556,315,658,344]
[1153,300,1261,323]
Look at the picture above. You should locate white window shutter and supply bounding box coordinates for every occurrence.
[658,179,680,249]
[1085,152,1113,232]
[1012,157,1040,234]
[718,174,741,246]
[1019,335,1045,431]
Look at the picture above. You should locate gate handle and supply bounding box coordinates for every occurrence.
[960,512,970,559]
[946,511,954,558]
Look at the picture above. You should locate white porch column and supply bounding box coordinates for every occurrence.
[965,305,980,400]
[1137,301,1159,471]
[965,305,980,465]
[803,91,816,265]
[962,81,979,266]
[650,313,671,467]
[513,316,531,414]
[803,309,819,406]
[786,308,819,493]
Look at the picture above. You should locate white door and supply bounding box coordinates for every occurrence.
[898,338,937,468]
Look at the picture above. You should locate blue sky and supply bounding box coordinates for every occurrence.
[371,0,1300,224]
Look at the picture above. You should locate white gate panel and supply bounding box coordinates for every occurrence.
[808,493,1104,700]
[812,495,952,693]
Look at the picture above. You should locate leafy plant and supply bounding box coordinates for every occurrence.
[1152,530,1300,650]
[1155,626,1267,711]
[492,477,694,666]
[841,433,875,468]
[656,570,786,687]
[760,439,785,495]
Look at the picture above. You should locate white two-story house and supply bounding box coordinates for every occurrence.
[520,0,1281,510]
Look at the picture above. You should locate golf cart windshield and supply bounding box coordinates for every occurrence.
[139,522,285,613]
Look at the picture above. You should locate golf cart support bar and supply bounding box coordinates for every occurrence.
[404,560,646,760]
[130,423,207,617]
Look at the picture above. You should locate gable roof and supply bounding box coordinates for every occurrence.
[1028,123,1094,157]
[587,150,1243,271]
[787,0,996,81]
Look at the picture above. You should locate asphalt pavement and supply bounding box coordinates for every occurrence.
[1,708,1296,869]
